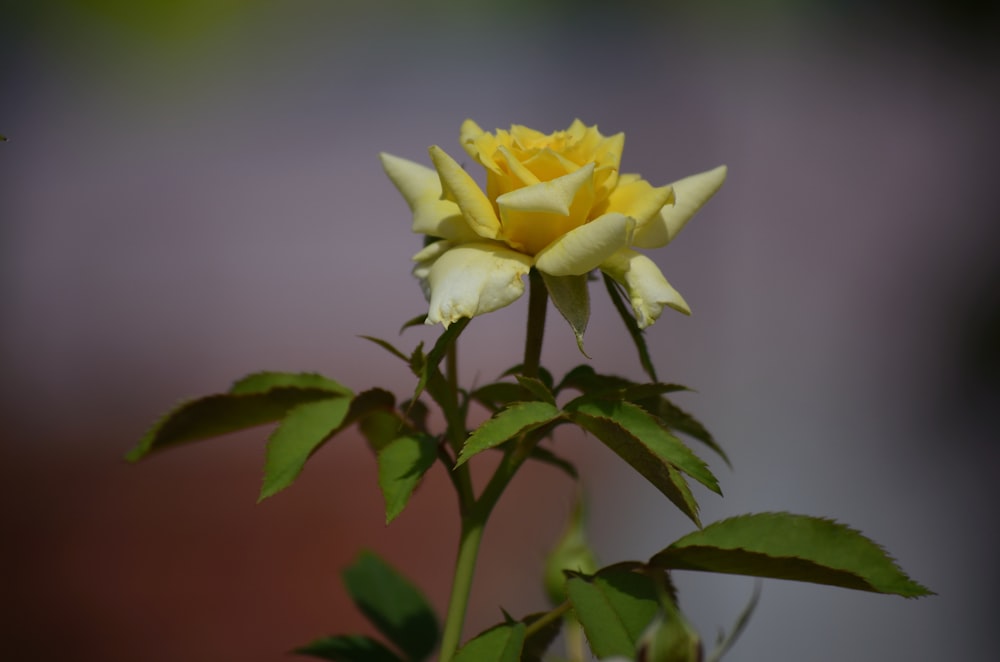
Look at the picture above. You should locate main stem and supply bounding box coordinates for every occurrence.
[438,269,548,662]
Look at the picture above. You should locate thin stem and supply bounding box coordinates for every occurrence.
[441,339,475,508]
[439,516,486,662]
[524,601,572,638]
[522,269,547,380]
[438,274,550,661]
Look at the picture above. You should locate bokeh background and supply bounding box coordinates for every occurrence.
[3,1,998,660]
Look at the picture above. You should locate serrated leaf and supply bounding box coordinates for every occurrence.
[294,634,404,662]
[651,513,933,598]
[452,622,526,662]
[569,399,719,494]
[377,434,438,523]
[567,408,703,526]
[456,401,563,467]
[259,396,352,500]
[127,387,345,462]
[654,398,730,468]
[541,272,590,356]
[342,551,439,661]
[565,564,660,659]
[603,273,657,381]
[515,375,556,404]
[521,612,563,662]
[230,371,352,396]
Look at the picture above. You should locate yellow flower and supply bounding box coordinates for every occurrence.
[380,120,726,336]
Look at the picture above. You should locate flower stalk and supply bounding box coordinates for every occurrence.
[438,271,549,661]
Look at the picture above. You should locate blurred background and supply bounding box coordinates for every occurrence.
[2,1,998,660]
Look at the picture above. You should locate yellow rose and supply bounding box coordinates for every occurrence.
[381,120,726,334]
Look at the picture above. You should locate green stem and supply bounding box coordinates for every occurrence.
[522,268,547,380]
[524,601,571,638]
[438,274,549,662]
[439,516,486,662]
[441,339,474,508]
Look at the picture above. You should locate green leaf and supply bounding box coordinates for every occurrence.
[456,401,563,467]
[540,272,590,356]
[556,364,631,395]
[452,622,526,662]
[469,382,526,412]
[651,513,934,598]
[341,388,397,431]
[399,313,429,333]
[521,612,563,662]
[645,397,729,468]
[259,396,352,501]
[565,564,660,659]
[603,273,657,381]
[127,387,345,462]
[360,410,406,452]
[514,375,556,404]
[569,399,719,495]
[501,364,554,390]
[412,318,469,403]
[567,406,705,526]
[342,551,439,661]
[377,434,438,523]
[359,335,410,362]
[294,634,404,662]
[230,371,351,396]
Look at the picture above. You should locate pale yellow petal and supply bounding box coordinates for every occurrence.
[380,153,479,242]
[604,177,675,227]
[632,165,727,249]
[534,212,635,277]
[428,145,502,240]
[421,243,532,327]
[459,119,485,159]
[600,248,690,328]
[412,240,452,300]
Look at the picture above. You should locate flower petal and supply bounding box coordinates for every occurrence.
[459,119,486,159]
[604,177,675,228]
[496,162,594,216]
[632,165,727,249]
[428,145,503,240]
[495,163,596,255]
[534,212,635,277]
[600,248,690,328]
[380,153,479,242]
[412,239,452,300]
[419,242,532,327]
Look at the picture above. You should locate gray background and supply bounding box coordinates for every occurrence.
[2,1,998,660]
